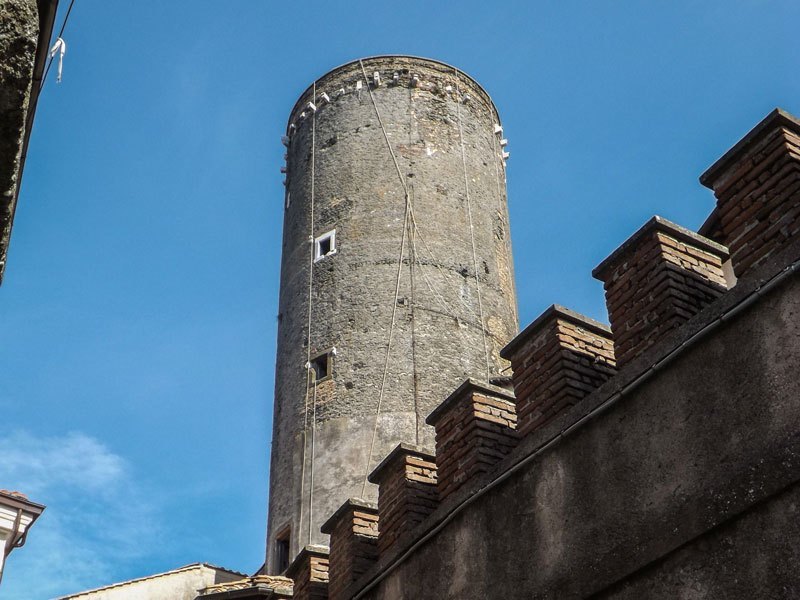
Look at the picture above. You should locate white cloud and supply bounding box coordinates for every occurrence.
[0,432,125,496]
[0,431,162,600]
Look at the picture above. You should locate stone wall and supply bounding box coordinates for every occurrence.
[0,0,40,282]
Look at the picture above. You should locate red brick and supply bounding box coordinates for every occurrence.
[593,217,729,368]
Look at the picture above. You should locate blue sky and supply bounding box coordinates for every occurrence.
[1,1,798,598]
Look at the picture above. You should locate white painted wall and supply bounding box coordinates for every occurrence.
[0,500,37,582]
[58,564,244,600]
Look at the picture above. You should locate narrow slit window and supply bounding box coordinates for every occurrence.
[275,527,290,573]
[314,230,336,261]
[309,350,332,383]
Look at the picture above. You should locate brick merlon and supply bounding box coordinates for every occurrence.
[285,545,330,580]
[425,378,515,427]
[500,304,611,360]
[699,108,800,188]
[320,498,378,534]
[592,215,730,282]
[367,444,436,485]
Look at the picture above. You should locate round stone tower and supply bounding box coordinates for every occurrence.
[266,55,518,572]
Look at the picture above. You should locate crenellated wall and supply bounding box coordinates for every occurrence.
[290,108,800,600]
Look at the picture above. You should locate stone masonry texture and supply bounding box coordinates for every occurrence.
[266,56,519,570]
[500,305,616,438]
[700,109,800,278]
[0,0,39,282]
[593,217,729,367]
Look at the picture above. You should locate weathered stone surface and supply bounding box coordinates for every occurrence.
[0,0,39,282]
[266,56,518,570]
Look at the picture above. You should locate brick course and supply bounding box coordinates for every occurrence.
[500,306,616,437]
[593,217,729,367]
[700,109,800,277]
[320,498,379,600]
[285,545,329,600]
[367,444,438,557]
[426,379,517,502]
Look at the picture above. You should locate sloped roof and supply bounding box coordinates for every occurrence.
[199,574,293,598]
[57,563,248,599]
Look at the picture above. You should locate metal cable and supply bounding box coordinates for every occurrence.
[455,70,491,382]
[359,60,409,196]
[408,204,483,322]
[299,82,318,546]
[357,60,418,495]
[361,195,411,498]
[408,187,421,446]
[39,0,76,91]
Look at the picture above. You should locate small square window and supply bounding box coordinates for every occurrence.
[309,350,332,383]
[314,230,336,261]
